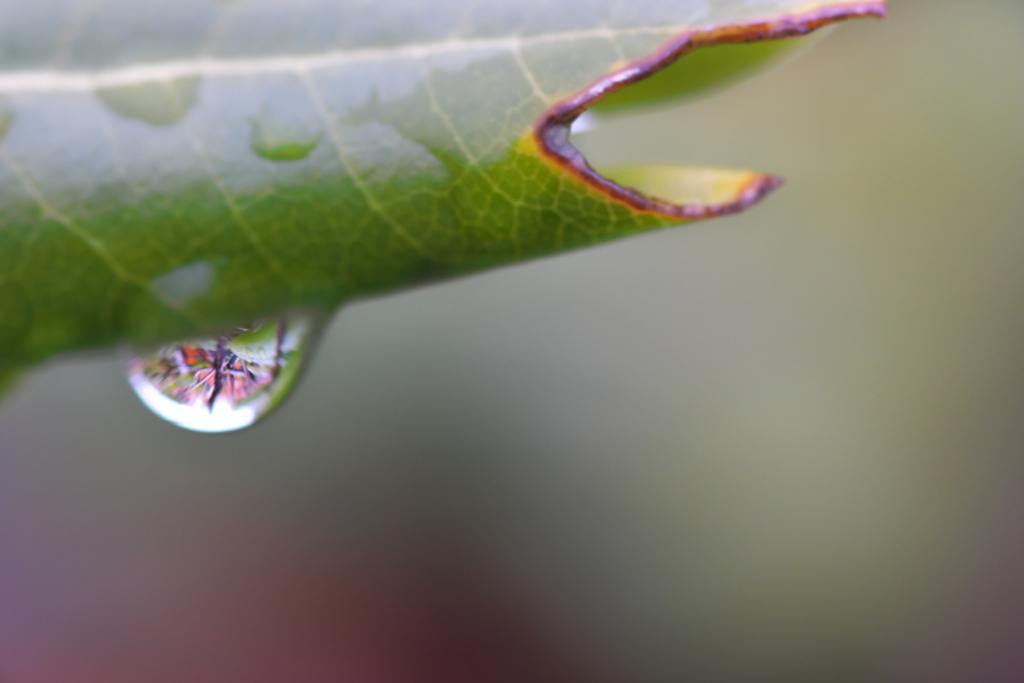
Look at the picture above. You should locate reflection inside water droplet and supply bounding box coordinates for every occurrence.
[126,312,319,433]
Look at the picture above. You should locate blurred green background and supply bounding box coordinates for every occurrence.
[2,1,1023,680]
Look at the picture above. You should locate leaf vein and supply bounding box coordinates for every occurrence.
[0,26,669,93]
[185,127,297,292]
[0,148,146,287]
[300,70,433,260]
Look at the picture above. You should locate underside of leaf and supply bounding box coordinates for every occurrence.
[0,0,888,380]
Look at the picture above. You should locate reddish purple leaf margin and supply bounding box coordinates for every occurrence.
[535,1,888,220]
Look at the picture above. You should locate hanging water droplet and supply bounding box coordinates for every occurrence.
[126,312,320,433]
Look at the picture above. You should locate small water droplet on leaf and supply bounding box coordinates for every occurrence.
[96,77,200,127]
[151,260,215,310]
[126,312,320,433]
[249,110,320,161]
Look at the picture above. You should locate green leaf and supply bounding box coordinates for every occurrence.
[593,38,802,112]
[0,364,18,397]
[0,0,886,378]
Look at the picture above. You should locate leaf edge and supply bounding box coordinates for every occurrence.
[534,1,889,220]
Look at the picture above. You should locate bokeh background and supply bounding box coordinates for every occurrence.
[2,1,1023,680]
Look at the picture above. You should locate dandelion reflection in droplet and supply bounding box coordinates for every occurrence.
[126,312,319,433]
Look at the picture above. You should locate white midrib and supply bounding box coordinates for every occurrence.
[0,25,673,93]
